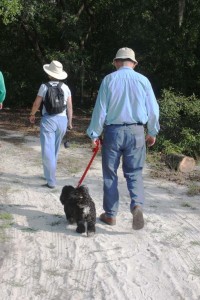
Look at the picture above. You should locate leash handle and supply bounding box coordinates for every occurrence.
[92,138,101,152]
[77,139,101,188]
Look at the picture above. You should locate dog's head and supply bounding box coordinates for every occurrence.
[74,185,90,207]
[60,185,90,207]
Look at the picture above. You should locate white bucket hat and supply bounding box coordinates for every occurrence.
[43,60,68,80]
[114,47,138,64]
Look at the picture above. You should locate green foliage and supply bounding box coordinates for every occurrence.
[0,212,13,220]
[0,0,200,168]
[0,0,200,115]
[179,128,200,158]
[187,184,200,196]
[157,138,183,155]
[0,0,22,24]
[156,89,200,158]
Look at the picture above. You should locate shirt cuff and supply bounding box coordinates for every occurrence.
[86,129,99,139]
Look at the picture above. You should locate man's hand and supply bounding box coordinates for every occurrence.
[0,103,3,110]
[91,138,102,151]
[92,139,98,149]
[146,134,156,147]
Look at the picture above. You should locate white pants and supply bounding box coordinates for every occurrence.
[40,114,67,187]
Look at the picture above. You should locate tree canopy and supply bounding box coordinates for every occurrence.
[1,0,200,158]
[1,0,200,107]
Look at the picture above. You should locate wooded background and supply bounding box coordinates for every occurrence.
[0,0,199,105]
[0,0,200,158]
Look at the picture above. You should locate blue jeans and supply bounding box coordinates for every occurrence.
[40,115,67,187]
[102,124,146,217]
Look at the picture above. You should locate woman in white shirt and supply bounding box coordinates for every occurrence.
[29,60,73,188]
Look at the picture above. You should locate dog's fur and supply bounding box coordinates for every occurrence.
[60,185,96,237]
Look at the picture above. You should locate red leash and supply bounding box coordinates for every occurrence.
[77,139,101,188]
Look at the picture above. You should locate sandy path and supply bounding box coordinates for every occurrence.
[0,129,200,300]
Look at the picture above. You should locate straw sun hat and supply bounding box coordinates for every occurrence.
[43,60,68,80]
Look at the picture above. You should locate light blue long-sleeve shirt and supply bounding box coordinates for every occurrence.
[87,66,160,138]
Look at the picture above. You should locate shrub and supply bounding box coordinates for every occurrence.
[155,89,200,159]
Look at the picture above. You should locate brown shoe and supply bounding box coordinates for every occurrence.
[99,213,116,226]
[131,206,144,230]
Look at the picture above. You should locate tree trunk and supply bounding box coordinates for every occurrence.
[165,153,196,173]
[179,0,185,27]
[20,20,45,65]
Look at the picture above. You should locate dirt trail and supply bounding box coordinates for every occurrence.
[0,128,200,300]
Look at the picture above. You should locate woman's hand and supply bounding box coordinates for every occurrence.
[67,124,73,130]
[29,115,36,124]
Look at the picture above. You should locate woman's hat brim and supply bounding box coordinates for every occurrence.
[43,65,68,80]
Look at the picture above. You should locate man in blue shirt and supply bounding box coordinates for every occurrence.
[87,47,160,230]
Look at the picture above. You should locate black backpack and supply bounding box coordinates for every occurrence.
[42,82,66,115]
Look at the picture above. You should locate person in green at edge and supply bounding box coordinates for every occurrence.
[0,70,6,110]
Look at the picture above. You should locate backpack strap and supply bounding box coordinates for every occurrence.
[44,82,63,89]
[43,82,51,102]
[40,82,51,115]
[57,82,63,89]
[44,82,52,89]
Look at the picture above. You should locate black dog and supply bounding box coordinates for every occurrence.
[60,185,96,237]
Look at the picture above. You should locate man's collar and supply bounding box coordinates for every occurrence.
[118,66,133,70]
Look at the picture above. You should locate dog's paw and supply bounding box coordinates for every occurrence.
[87,231,95,237]
[67,217,75,224]
[76,223,86,234]
[87,223,96,235]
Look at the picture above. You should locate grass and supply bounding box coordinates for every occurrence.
[187,183,200,196]
[0,212,13,242]
[181,202,192,208]
[191,266,200,277]
[190,241,200,246]
[58,156,85,174]
[64,141,86,149]
[68,164,83,174]
[0,212,13,221]
[147,153,200,196]
[20,227,38,232]
[146,152,162,169]
[0,212,13,229]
